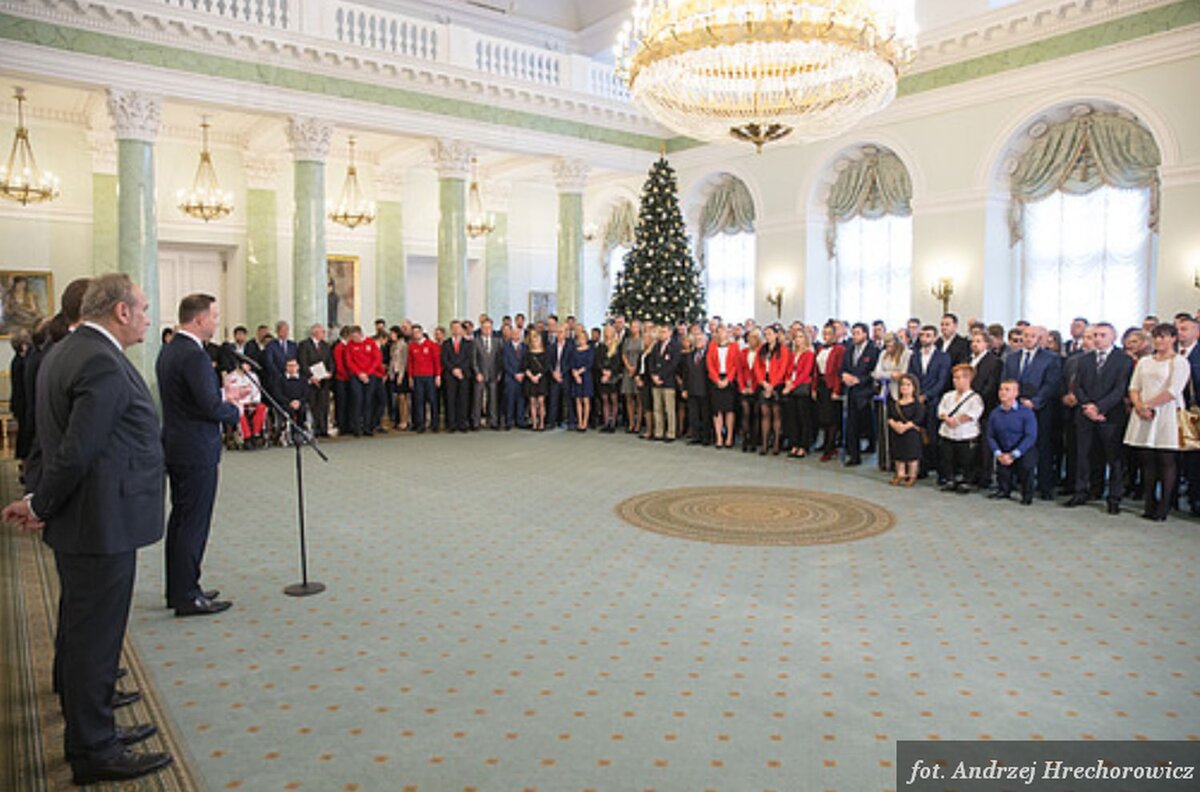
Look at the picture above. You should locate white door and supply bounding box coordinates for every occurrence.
[158,245,226,336]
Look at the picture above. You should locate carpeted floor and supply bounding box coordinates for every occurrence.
[12,430,1200,790]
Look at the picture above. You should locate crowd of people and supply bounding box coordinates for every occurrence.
[131,307,1200,522]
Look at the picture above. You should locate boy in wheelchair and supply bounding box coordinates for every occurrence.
[224,360,269,450]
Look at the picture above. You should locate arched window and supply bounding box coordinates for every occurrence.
[599,198,637,302]
[697,174,756,322]
[1010,108,1160,332]
[826,146,913,325]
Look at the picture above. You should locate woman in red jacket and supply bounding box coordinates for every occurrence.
[782,330,817,458]
[754,325,793,455]
[814,322,846,461]
[737,329,764,452]
[705,324,742,448]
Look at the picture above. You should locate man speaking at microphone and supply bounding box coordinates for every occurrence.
[157,294,246,617]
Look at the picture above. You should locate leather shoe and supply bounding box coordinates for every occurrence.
[174,597,232,617]
[112,689,141,709]
[117,723,158,745]
[72,748,173,785]
[202,589,219,601]
[987,491,1010,500]
[1107,502,1121,515]
[1063,496,1088,508]
[1021,496,1034,506]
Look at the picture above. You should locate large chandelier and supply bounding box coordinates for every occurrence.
[1,87,60,205]
[177,117,234,221]
[465,156,494,239]
[329,136,375,229]
[615,0,917,152]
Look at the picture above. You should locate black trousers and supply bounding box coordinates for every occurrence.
[347,377,374,435]
[688,391,712,442]
[977,416,995,487]
[56,549,135,764]
[939,437,978,484]
[784,391,815,451]
[920,405,942,477]
[333,379,348,433]
[445,375,471,431]
[165,463,220,607]
[411,376,437,431]
[996,453,1036,500]
[1075,414,1125,502]
[1034,407,1055,497]
[309,380,331,435]
[844,397,872,463]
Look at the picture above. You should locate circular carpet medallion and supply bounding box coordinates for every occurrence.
[614,486,895,546]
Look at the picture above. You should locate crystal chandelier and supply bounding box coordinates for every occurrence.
[0,87,60,205]
[329,136,375,229]
[177,117,234,221]
[465,156,494,238]
[614,0,917,152]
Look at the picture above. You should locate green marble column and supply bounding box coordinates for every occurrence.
[245,188,279,328]
[292,160,326,333]
[437,177,467,327]
[116,138,159,381]
[375,200,406,321]
[556,192,584,319]
[91,172,117,273]
[485,211,509,320]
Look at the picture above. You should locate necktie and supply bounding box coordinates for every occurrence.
[1097,351,1107,369]
[1021,351,1031,375]
[454,339,460,354]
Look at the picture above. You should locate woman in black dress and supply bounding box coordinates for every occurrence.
[523,332,549,431]
[887,373,925,487]
[638,321,656,440]
[595,324,623,433]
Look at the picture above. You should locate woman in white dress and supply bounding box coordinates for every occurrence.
[1124,322,1191,521]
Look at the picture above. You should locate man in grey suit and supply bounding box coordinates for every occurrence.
[3,273,173,784]
[473,317,501,429]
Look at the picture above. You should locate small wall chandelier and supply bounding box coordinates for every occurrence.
[465,157,494,238]
[177,117,234,221]
[329,136,375,229]
[0,87,60,205]
[615,0,917,152]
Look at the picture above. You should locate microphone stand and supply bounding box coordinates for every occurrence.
[252,376,330,597]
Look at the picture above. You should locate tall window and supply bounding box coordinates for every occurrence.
[1022,186,1151,333]
[704,232,756,322]
[608,244,630,299]
[834,214,912,326]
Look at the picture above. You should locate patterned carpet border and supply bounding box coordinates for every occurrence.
[615,485,897,546]
[1,461,201,791]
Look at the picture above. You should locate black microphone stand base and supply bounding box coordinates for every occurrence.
[284,581,326,597]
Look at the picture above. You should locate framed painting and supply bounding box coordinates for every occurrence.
[528,290,556,325]
[326,255,360,329]
[0,271,53,339]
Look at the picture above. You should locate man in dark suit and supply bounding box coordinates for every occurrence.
[546,328,571,429]
[244,323,269,364]
[262,320,298,401]
[1064,317,1089,356]
[684,327,711,445]
[1175,315,1200,513]
[297,323,335,437]
[908,325,951,478]
[441,320,474,432]
[648,324,681,441]
[968,330,1003,489]
[473,318,501,429]
[157,294,242,617]
[1065,322,1133,514]
[840,322,879,466]
[1003,325,1063,500]
[936,313,971,371]
[4,274,172,784]
[501,328,527,430]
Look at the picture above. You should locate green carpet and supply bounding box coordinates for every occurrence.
[37,431,1200,789]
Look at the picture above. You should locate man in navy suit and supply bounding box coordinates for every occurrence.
[4,274,173,784]
[909,325,952,480]
[840,322,879,466]
[157,294,242,617]
[441,320,474,432]
[547,328,571,428]
[1003,325,1063,500]
[1174,314,1200,513]
[262,320,298,401]
[501,327,527,429]
[1065,322,1133,514]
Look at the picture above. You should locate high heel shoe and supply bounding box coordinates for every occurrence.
[903,477,917,487]
[889,475,902,486]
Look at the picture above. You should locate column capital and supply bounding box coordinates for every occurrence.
[376,168,406,202]
[553,158,590,193]
[431,139,472,180]
[286,116,334,163]
[244,155,281,190]
[86,128,117,175]
[105,89,161,143]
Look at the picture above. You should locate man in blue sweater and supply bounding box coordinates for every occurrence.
[987,379,1038,505]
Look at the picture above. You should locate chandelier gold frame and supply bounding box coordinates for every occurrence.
[329,136,375,229]
[1,87,60,206]
[178,117,234,222]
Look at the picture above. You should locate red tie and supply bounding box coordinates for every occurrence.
[454,339,460,353]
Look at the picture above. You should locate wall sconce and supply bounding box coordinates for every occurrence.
[766,285,784,320]
[930,276,954,315]
[583,221,599,243]
[1193,270,1200,290]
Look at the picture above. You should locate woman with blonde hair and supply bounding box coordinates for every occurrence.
[568,324,594,432]
[596,324,623,432]
[638,321,657,440]
[706,324,742,448]
[782,329,816,458]
[737,328,764,452]
[621,319,644,434]
[523,330,549,431]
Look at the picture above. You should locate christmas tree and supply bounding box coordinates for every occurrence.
[609,156,705,325]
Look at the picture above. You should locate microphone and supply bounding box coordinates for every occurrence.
[226,345,262,371]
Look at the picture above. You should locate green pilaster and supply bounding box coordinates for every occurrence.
[91,172,117,274]
[293,160,326,333]
[556,192,584,319]
[245,188,279,328]
[375,200,406,321]
[437,177,467,327]
[485,211,509,320]
[116,138,159,383]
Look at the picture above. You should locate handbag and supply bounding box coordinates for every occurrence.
[1179,380,1200,451]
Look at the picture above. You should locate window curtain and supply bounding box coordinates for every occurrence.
[696,174,756,271]
[1009,112,1160,246]
[599,199,637,278]
[825,149,912,259]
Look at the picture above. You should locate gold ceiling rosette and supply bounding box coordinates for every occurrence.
[615,0,917,152]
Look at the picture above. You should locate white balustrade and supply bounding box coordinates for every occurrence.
[330,3,440,60]
[474,35,562,87]
[587,62,631,102]
[163,0,291,30]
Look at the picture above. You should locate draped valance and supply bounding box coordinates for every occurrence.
[1009,112,1160,246]
[599,198,637,278]
[826,148,912,258]
[696,174,755,270]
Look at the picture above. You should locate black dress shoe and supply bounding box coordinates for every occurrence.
[844,459,861,467]
[117,723,158,745]
[1107,502,1121,515]
[112,690,142,709]
[987,492,1011,500]
[72,748,173,785]
[1063,496,1088,508]
[1021,496,1034,506]
[174,597,233,617]
[1038,492,1054,501]
[202,589,219,601]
